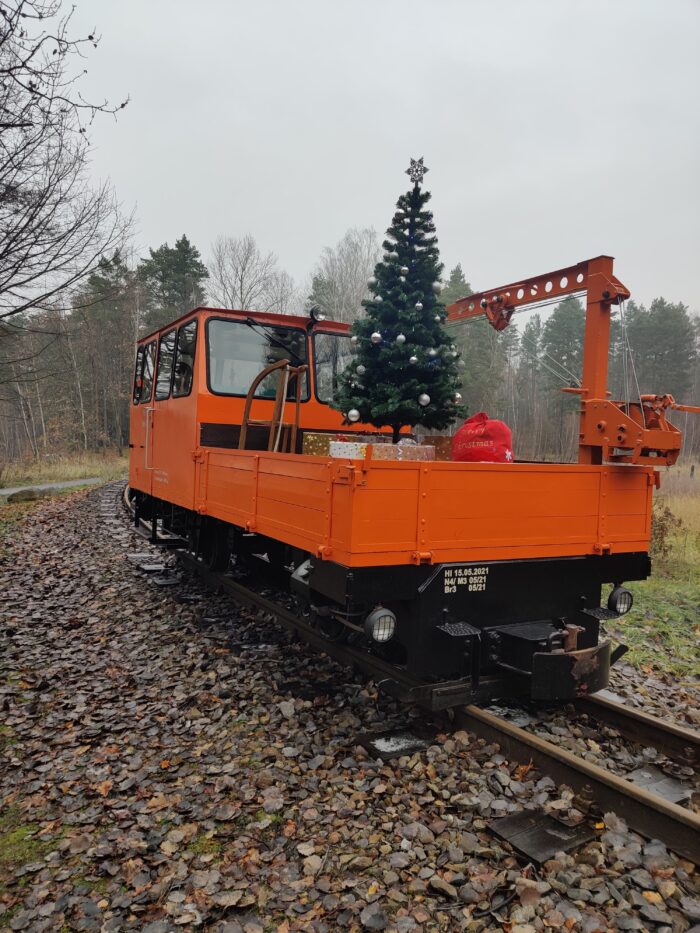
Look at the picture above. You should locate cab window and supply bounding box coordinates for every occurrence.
[139,341,156,403]
[314,331,355,403]
[132,346,145,404]
[207,318,309,399]
[173,319,197,398]
[155,329,176,400]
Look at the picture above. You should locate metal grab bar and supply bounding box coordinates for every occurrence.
[239,359,308,453]
[144,407,155,469]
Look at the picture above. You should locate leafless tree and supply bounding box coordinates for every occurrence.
[0,0,130,321]
[264,269,301,314]
[208,234,279,310]
[307,227,381,323]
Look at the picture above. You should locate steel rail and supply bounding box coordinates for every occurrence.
[575,695,700,770]
[176,550,424,695]
[121,486,481,709]
[456,705,700,865]
[173,552,504,709]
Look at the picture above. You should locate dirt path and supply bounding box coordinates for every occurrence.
[0,477,102,498]
[1,485,698,932]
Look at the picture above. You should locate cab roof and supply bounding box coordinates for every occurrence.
[137,306,350,344]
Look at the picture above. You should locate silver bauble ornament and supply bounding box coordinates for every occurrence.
[428,348,438,358]
[434,315,441,322]
[399,276,406,283]
[350,335,358,345]
[396,333,406,345]
[347,409,360,422]
[374,295,383,303]
[415,302,423,311]
[432,282,442,294]
[457,359,466,369]
[418,393,431,407]
[400,266,409,275]
[454,392,462,402]
[356,364,366,375]
[368,276,377,286]
[370,332,382,345]
[449,350,458,358]
[409,355,418,364]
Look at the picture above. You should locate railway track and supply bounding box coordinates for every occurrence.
[458,705,700,865]
[121,484,700,864]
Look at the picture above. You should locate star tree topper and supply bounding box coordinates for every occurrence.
[405,157,428,187]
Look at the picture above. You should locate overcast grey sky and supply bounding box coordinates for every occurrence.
[74,0,699,312]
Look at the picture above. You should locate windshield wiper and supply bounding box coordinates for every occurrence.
[244,317,306,366]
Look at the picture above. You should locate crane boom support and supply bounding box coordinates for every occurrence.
[445,255,696,467]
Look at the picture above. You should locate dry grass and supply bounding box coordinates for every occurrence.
[657,460,699,498]
[654,471,700,575]
[613,476,700,677]
[0,452,128,488]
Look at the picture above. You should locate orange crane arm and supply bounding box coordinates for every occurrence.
[445,256,697,467]
[445,255,629,331]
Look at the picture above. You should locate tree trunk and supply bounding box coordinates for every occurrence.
[63,318,89,451]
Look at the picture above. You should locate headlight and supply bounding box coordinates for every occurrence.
[364,607,397,643]
[608,586,633,615]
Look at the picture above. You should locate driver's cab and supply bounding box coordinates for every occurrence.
[129,307,380,510]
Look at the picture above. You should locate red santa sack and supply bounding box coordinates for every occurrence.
[451,412,514,463]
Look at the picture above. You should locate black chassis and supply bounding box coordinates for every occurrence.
[307,552,651,703]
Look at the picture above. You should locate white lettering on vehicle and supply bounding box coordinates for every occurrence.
[443,565,490,595]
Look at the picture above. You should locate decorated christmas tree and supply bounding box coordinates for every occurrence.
[332,159,465,442]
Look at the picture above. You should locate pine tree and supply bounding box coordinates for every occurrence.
[138,234,209,332]
[440,264,472,305]
[332,160,464,441]
[624,298,697,400]
[541,296,585,392]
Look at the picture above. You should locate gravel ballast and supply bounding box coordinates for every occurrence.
[0,484,698,932]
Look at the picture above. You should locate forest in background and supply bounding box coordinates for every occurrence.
[1,234,698,465]
[0,1,697,470]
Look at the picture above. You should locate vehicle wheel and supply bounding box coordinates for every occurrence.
[199,520,231,571]
[314,611,349,643]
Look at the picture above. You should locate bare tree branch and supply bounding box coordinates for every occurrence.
[307,227,380,324]
[208,234,298,312]
[0,0,131,321]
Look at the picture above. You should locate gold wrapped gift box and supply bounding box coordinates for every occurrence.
[302,432,357,456]
[422,435,454,461]
[328,440,436,461]
[302,432,393,457]
[371,443,436,462]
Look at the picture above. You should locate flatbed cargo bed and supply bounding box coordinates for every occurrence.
[195,448,654,567]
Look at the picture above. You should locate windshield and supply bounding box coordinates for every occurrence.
[314,331,354,403]
[207,318,309,399]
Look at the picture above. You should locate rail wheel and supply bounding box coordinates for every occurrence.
[198,519,231,571]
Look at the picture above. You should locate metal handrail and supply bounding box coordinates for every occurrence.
[238,359,308,453]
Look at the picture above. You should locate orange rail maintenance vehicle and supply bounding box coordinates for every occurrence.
[128,255,698,709]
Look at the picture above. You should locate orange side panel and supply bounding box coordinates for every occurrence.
[601,469,654,543]
[425,465,599,549]
[199,451,332,554]
[195,450,653,567]
[350,468,420,552]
